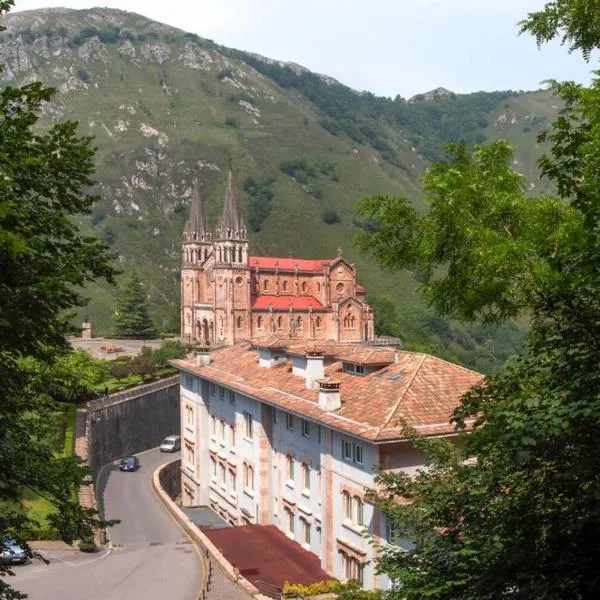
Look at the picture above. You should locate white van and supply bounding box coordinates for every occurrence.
[159,435,181,453]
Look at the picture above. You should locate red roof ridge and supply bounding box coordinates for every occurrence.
[376,353,427,437]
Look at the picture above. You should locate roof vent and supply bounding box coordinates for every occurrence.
[318,377,341,412]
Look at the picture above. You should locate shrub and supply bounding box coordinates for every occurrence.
[322,208,341,224]
[225,116,238,127]
[282,579,338,597]
[110,362,132,380]
[78,538,97,553]
[152,340,187,368]
[77,69,90,82]
[218,68,233,80]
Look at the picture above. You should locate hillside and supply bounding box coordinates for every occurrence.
[0,7,555,372]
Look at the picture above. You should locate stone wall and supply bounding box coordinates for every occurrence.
[88,375,180,471]
[159,457,182,500]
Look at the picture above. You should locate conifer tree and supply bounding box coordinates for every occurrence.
[114,271,158,339]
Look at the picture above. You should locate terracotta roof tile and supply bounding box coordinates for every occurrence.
[173,343,483,442]
[248,256,328,272]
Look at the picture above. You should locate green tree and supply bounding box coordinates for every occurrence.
[114,271,158,339]
[354,6,600,598]
[0,0,115,594]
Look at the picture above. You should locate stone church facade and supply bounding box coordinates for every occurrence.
[181,171,374,345]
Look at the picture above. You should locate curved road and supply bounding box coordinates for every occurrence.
[12,449,202,600]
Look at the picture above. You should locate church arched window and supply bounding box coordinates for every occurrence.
[264,279,269,291]
[302,281,307,293]
[343,316,349,328]
[277,316,283,329]
[297,316,302,329]
[257,316,263,329]
[283,280,288,292]
[236,316,242,329]
[316,317,321,328]
[350,315,356,328]
[316,281,321,293]
[238,247,243,263]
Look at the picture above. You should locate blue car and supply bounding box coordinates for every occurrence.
[118,456,139,472]
[0,535,28,565]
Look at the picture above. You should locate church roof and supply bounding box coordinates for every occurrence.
[248,256,329,272]
[184,178,206,235]
[251,295,324,310]
[220,169,245,231]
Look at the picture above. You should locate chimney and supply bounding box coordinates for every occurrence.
[305,351,324,389]
[318,378,341,412]
[195,350,211,367]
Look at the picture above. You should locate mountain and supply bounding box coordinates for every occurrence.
[0,7,552,372]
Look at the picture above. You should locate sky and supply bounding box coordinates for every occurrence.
[11,0,596,98]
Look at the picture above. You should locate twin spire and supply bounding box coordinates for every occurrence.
[183,167,246,241]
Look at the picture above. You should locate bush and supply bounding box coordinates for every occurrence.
[77,69,90,82]
[78,538,97,553]
[322,208,341,224]
[225,116,238,127]
[152,340,187,368]
[282,579,338,597]
[218,68,233,80]
[110,362,132,380]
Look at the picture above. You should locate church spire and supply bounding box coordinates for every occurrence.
[220,168,245,232]
[216,165,246,240]
[184,178,208,241]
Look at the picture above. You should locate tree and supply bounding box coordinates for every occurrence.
[114,271,158,339]
[354,8,600,598]
[0,0,115,595]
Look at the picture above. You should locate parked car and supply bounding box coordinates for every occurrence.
[0,535,28,565]
[160,435,181,453]
[118,456,139,472]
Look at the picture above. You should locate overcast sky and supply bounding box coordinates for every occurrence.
[12,0,595,98]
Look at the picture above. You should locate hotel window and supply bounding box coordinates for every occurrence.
[302,419,311,438]
[230,470,236,492]
[185,442,195,466]
[340,552,363,584]
[211,415,217,436]
[229,390,236,405]
[272,408,278,424]
[230,425,236,446]
[219,463,226,486]
[286,455,295,481]
[342,439,363,464]
[286,413,295,431]
[300,517,311,545]
[285,507,295,535]
[220,419,226,442]
[210,382,216,396]
[343,491,352,520]
[244,411,253,440]
[210,456,217,479]
[243,463,255,491]
[219,386,225,401]
[302,463,310,490]
[186,405,193,425]
[353,496,364,526]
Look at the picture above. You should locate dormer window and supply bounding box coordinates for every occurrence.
[342,362,365,375]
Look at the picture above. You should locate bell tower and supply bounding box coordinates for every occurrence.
[181,179,213,344]
[213,168,251,344]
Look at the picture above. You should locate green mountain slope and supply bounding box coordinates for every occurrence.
[0,6,555,372]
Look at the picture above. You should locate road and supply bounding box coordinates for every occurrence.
[12,449,202,600]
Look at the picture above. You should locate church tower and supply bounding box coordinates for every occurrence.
[181,179,213,344]
[212,168,251,344]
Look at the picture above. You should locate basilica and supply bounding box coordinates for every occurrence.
[181,171,374,345]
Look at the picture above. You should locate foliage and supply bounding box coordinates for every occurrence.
[282,579,338,597]
[114,271,158,339]
[130,346,156,380]
[323,208,341,224]
[151,339,187,368]
[0,0,115,593]
[358,8,600,598]
[244,176,275,232]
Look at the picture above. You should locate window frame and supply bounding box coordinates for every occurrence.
[302,419,311,438]
[243,411,253,440]
[286,413,295,431]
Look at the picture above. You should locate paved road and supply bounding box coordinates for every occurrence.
[12,449,202,600]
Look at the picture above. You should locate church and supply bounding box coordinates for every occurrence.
[181,171,375,345]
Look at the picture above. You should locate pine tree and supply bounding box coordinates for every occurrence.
[114,271,158,339]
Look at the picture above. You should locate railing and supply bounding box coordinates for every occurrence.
[198,547,214,600]
[254,578,283,599]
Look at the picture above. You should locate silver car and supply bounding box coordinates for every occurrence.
[160,435,181,452]
[0,535,28,565]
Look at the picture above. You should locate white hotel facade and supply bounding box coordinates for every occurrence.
[173,339,481,589]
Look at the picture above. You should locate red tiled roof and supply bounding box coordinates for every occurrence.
[248,256,328,272]
[251,295,324,310]
[173,342,484,442]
